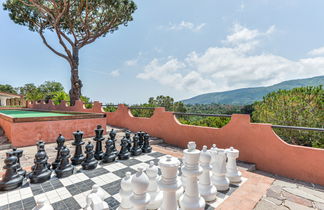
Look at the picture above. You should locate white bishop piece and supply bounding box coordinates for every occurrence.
[118,172,133,210]
[146,161,163,209]
[210,145,230,191]
[158,155,181,210]
[225,147,242,183]
[84,185,109,210]
[179,142,205,210]
[32,198,54,210]
[130,167,151,210]
[198,145,217,202]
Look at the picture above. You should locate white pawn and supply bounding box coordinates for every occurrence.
[210,146,229,191]
[85,193,109,210]
[90,185,106,201]
[180,156,186,191]
[225,147,242,183]
[179,142,205,210]
[32,198,54,210]
[158,155,181,210]
[198,146,217,202]
[118,172,133,210]
[146,161,163,209]
[130,167,151,210]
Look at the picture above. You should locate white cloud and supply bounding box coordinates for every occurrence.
[137,24,323,95]
[125,59,138,66]
[308,46,324,56]
[110,70,120,77]
[160,21,206,32]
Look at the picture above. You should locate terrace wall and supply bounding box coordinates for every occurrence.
[26,101,324,186]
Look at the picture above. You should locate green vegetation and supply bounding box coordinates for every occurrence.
[0,84,17,94]
[4,0,137,105]
[183,75,324,105]
[252,86,324,148]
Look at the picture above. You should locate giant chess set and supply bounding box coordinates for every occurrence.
[0,125,246,210]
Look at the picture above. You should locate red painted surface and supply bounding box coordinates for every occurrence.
[106,104,324,186]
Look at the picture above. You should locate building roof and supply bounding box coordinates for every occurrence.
[0,92,23,98]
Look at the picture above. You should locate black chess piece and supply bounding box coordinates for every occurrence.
[0,152,24,191]
[29,142,52,184]
[55,146,74,178]
[102,138,117,163]
[109,129,118,155]
[131,134,142,156]
[125,130,132,152]
[52,134,65,170]
[11,148,26,177]
[82,142,98,170]
[142,133,152,153]
[138,131,145,148]
[93,125,105,160]
[71,130,85,165]
[32,141,50,170]
[118,137,130,160]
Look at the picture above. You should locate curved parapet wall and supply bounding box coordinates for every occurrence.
[107,104,324,186]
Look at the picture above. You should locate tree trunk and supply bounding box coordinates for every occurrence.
[69,47,82,106]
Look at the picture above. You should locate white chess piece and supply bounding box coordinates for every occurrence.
[180,156,186,191]
[130,167,151,210]
[179,142,205,210]
[32,198,54,210]
[146,161,163,209]
[85,191,109,210]
[225,147,242,183]
[118,172,133,210]
[90,184,106,200]
[210,146,230,191]
[198,145,217,202]
[158,155,181,210]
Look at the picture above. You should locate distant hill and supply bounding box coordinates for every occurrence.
[182,76,324,105]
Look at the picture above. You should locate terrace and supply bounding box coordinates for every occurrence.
[0,100,323,210]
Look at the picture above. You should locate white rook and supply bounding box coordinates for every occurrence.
[225,147,242,183]
[146,161,163,209]
[158,155,181,210]
[179,142,205,210]
[210,146,229,191]
[118,172,133,210]
[198,145,217,202]
[130,167,150,210]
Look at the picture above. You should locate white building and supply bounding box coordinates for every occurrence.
[0,92,23,106]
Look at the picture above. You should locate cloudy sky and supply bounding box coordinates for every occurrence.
[0,0,324,104]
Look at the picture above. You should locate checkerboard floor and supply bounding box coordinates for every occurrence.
[0,151,246,210]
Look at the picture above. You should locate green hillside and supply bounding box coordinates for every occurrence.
[182,75,324,105]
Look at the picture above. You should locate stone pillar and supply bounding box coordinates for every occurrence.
[158,155,181,210]
[179,142,205,210]
[225,147,242,183]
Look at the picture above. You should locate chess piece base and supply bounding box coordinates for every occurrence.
[29,170,52,184]
[131,149,142,156]
[142,147,152,153]
[71,156,85,166]
[118,152,130,160]
[147,190,163,210]
[17,169,26,177]
[94,153,104,160]
[179,194,205,210]
[0,175,23,191]
[199,184,217,202]
[226,171,242,183]
[51,161,60,170]
[212,176,230,191]
[82,160,98,170]
[102,155,116,163]
[55,165,74,178]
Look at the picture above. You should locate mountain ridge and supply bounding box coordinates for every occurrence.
[182,75,324,105]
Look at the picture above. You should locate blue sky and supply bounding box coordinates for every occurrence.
[1,0,324,104]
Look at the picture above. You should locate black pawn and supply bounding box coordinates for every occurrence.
[32,141,50,170]
[109,129,118,155]
[138,131,145,148]
[52,134,65,170]
[142,133,152,153]
[131,134,142,156]
[125,130,132,152]
[93,125,105,160]
[82,142,98,170]
[29,142,52,184]
[55,146,74,178]
[0,152,24,191]
[102,138,117,163]
[118,137,130,160]
[11,148,26,177]
[71,130,85,165]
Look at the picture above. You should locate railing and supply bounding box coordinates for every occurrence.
[271,125,324,132]
[173,112,232,118]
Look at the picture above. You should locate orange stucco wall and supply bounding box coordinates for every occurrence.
[106,104,324,186]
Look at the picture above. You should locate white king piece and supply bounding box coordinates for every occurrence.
[225,147,242,183]
[179,141,205,210]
